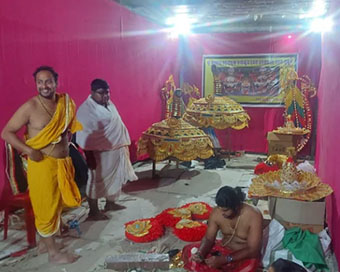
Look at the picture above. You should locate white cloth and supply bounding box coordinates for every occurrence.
[261,219,286,268]
[76,96,138,199]
[87,146,137,200]
[76,96,130,151]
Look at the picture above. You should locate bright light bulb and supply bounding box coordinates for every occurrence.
[300,0,327,19]
[166,14,196,37]
[175,5,189,14]
[310,17,333,32]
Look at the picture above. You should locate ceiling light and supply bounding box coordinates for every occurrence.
[175,5,189,14]
[300,0,327,19]
[166,14,197,38]
[310,17,334,32]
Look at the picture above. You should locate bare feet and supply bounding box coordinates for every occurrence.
[105,201,126,211]
[86,211,109,221]
[49,252,80,264]
[37,240,65,254]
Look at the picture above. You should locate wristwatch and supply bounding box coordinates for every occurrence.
[225,254,233,263]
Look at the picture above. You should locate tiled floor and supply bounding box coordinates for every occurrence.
[0,154,337,272]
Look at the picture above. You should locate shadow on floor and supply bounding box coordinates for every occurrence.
[123,168,201,193]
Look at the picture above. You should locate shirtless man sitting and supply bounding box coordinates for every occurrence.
[183,186,263,271]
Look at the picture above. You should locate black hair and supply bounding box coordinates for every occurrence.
[33,66,58,83]
[91,79,109,92]
[270,258,307,272]
[215,186,245,213]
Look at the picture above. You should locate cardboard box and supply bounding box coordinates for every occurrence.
[267,132,297,155]
[268,197,325,234]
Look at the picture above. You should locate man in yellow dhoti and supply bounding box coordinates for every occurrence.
[1,66,82,264]
[76,79,137,220]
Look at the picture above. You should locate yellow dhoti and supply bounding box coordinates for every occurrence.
[27,156,80,236]
[26,93,82,237]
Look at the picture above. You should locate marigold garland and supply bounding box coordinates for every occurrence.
[124,218,164,243]
[155,208,192,227]
[180,202,212,220]
[173,219,207,242]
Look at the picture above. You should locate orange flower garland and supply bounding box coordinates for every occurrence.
[124,218,164,243]
[181,202,212,220]
[173,219,207,242]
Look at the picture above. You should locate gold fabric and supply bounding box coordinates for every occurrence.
[183,96,250,130]
[125,220,152,237]
[137,117,213,162]
[249,170,333,201]
[25,93,82,237]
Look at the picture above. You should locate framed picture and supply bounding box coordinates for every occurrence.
[202,54,298,106]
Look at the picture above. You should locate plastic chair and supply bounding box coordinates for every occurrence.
[3,192,36,247]
[3,142,36,248]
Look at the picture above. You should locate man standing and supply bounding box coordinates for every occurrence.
[183,186,263,271]
[1,66,82,264]
[76,79,137,220]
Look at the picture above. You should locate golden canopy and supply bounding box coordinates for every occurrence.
[183,95,250,130]
[137,117,214,162]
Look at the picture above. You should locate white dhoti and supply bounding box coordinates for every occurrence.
[76,96,138,201]
[87,146,137,200]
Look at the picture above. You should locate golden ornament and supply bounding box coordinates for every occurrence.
[175,219,202,229]
[249,170,333,201]
[125,220,152,237]
[168,208,192,219]
[187,203,208,215]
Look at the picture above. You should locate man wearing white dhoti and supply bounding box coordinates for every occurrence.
[76,79,138,220]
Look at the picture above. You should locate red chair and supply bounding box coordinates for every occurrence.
[3,192,36,247]
[3,142,36,248]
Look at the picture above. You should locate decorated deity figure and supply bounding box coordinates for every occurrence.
[161,75,176,119]
[285,114,296,129]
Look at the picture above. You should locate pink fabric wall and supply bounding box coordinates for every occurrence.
[315,1,340,263]
[182,32,321,153]
[1,1,338,265]
[0,0,179,208]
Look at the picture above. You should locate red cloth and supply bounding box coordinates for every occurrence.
[182,241,259,272]
[254,162,279,175]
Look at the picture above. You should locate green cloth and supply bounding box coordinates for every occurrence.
[282,227,328,271]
